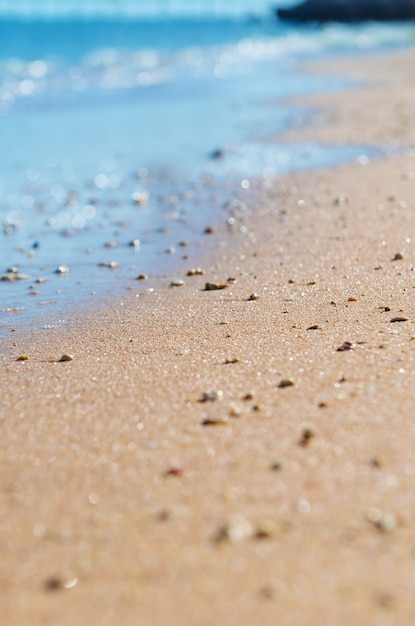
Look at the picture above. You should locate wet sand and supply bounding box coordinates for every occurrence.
[2,47,415,625]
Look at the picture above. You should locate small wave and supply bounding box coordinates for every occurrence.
[0,18,411,116]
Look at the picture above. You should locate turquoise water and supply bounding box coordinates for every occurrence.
[0,0,293,18]
[0,9,412,334]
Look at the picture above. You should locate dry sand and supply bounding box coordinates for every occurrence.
[2,47,415,626]
[278,47,415,147]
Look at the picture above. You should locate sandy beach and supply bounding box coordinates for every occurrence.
[2,46,415,625]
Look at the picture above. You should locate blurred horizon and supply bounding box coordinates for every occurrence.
[0,0,295,19]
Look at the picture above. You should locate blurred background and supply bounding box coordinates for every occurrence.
[0,0,413,331]
[0,0,294,18]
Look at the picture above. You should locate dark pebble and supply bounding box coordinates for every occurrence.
[337,341,354,352]
[298,428,314,447]
[278,378,294,389]
[44,577,63,592]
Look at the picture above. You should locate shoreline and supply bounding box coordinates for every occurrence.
[2,35,410,335]
[2,45,415,624]
[278,46,415,148]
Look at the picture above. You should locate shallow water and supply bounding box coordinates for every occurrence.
[0,14,412,336]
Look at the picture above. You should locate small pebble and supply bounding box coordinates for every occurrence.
[337,341,354,352]
[210,148,225,160]
[370,456,383,469]
[224,357,239,364]
[170,279,185,287]
[228,403,242,417]
[98,261,119,268]
[132,191,149,206]
[128,239,141,248]
[204,282,228,291]
[204,226,215,234]
[187,268,205,276]
[298,428,314,447]
[259,585,277,600]
[390,316,409,323]
[247,293,260,301]
[59,354,74,362]
[199,390,223,402]
[367,508,397,533]
[270,461,284,471]
[392,253,404,261]
[136,274,148,280]
[42,568,77,591]
[255,521,275,540]
[307,325,319,330]
[278,378,295,389]
[201,415,228,426]
[16,355,29,361]
[377,514,397,533]
[243,392,254,401]
[334,194,348,206]
[56,265,69,274]
[44,577,63,592]
[164,467,183,477]
[1,271,30,282]
[158,509,171,522]
[215,514,253,543]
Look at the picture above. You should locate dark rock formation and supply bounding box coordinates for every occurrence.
[277,0,415,22]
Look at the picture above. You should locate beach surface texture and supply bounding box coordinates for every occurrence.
[2,47,415,625]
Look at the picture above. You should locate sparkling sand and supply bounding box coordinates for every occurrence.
[2,47,415,625]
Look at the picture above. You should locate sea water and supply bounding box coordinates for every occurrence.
[0,2,412,334]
